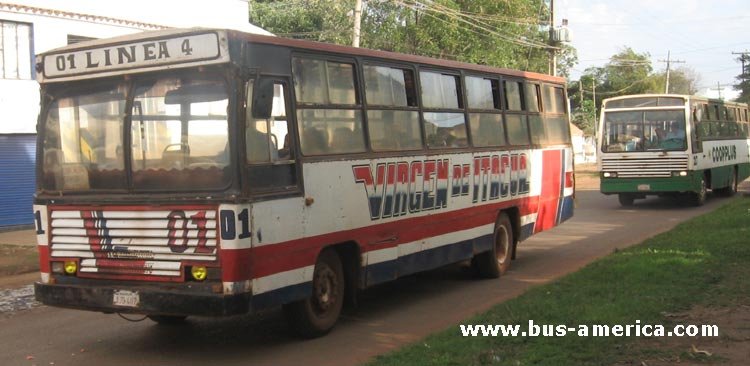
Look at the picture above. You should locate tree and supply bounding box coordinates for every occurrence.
[733,54,750,103]
[248,0,564,74]
[650,66,701,95]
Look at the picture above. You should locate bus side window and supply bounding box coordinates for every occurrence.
[245,80,298,193]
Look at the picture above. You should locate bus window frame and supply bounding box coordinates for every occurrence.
[418,67,470,151]
[502,78,531,147]
[540,83,572,146]
[242,76,302,197]
[291,53,369,159]
[360,60,423,153]
[464,73,506,150]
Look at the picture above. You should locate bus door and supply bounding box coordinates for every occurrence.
[690,102,704,154]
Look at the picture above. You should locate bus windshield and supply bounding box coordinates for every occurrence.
[601,110,686,152]
[41,73,231,192]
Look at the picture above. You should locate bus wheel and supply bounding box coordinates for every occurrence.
[473,213,513,278]
[283,249,344,338]
[147,315,187,325]
[691,175,707,206]
[717,169,737,197]
[618,194,634,207]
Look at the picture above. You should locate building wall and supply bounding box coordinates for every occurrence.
[0,1,268,227]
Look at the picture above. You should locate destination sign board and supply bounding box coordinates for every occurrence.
[42,32,225,79]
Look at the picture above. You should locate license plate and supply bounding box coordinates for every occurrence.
[637,184,651,191]
[113,290,140,308]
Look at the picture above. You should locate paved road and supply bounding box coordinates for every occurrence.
[0,191,737,366]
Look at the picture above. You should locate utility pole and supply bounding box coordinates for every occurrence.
[352,0,363,48]
[548,0,556,76]
[711,82,731,100]
[657,50,685,94]
[579,80,583,105]
[732,51,750,80]
[592,79,597,133]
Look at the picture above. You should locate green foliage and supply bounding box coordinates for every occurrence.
[571,99,596,135]
[369,197,750,366]
[733,54,750,103]
[570,47,701,131]
[248,0,565,74]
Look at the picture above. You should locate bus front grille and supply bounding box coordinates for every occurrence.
[600,156,689,178]
[48,208,218,279]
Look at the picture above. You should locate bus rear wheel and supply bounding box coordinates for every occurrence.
[147,315,187,325]
[473,212,513,278]
[283,249,344,338]
[716,169,738,197]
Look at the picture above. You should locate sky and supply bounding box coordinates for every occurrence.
[558,0,750,99]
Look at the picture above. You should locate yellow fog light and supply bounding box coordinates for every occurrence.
[63,261,77,275]
[191,266,207,281]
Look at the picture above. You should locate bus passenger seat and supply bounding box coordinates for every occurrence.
[332,127,357,152]
[303,127,328,155]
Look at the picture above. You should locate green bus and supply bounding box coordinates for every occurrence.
[597,94,750,206]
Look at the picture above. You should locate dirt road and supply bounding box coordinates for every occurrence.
[0,190,733,366]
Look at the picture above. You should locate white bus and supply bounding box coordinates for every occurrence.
[598,94,750,206]
[33,28,575,337]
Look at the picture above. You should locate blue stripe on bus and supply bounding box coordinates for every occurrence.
[252,231,516,308]
[365,234,493,285]
[558,196,574,224]
[519,223,535,242]
[252,281,312,310]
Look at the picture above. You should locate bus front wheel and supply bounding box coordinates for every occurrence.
[690,175,707,206]
[618,194,635,207]
[473,212,513,278]
[283,249,344,338]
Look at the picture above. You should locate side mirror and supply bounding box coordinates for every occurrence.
[251,78,274,119]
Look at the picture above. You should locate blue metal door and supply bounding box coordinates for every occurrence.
[0,134,36,227]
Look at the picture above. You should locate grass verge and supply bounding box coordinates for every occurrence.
[368,197,750,366]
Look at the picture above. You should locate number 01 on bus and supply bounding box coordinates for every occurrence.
[32,29,575,337]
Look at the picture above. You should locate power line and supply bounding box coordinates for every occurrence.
[658,50,686,93]
[397,0,556,50]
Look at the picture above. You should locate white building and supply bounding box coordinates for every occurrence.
[0,0,270,228]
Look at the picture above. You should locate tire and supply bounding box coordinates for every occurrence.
[147,315,187,325]
[473,212,513,278]
[716,169,737,197]
[618,194,635,207]
[690,175,707,206]
[283,249,344,338]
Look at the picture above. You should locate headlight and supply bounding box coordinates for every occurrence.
[603,172,617,178]
[671,171,688,177]
[52,261,64,274]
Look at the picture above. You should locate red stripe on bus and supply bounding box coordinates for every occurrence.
[221,196,540,281]
[534,150,563,233]
[38,245,50,273]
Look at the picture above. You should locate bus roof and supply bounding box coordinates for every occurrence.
[603,93,748,108]
[37,27,566,85]
[228,30,566,85]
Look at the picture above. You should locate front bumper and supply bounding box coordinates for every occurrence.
[600,172,700,195]
[35,282,251,316]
